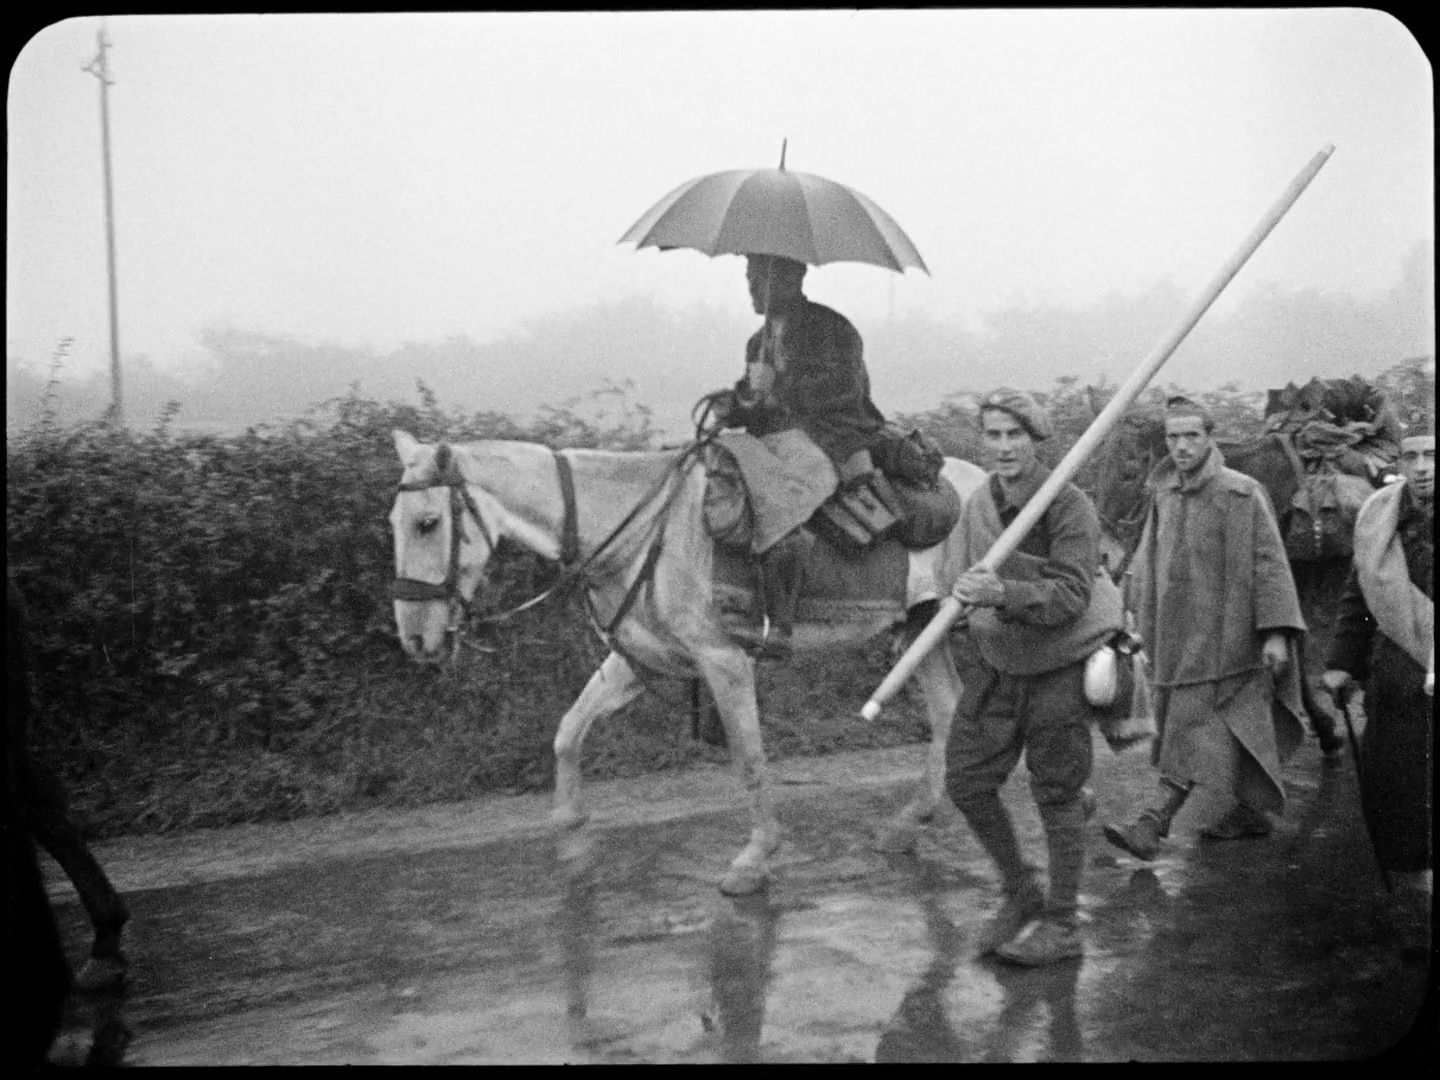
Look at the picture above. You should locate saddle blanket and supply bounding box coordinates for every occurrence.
[712,532,953,624]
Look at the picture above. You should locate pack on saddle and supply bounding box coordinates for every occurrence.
[1263,374,1402,561]
[698,408,963,660]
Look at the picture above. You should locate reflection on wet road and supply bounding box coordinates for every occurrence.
[48,734,1430,1063]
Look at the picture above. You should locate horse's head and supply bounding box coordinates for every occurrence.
[389,430,500,663]
[1092,408,1167,574]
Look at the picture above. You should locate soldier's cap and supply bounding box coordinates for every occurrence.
[1164,395,1215,432]
[745,253,807,277]
[1401,414,1434,442]
[978,387,1052,441]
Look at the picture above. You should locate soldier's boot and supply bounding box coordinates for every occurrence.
[1201,800,1273,840]
[959,795,1045,956]
[755,528,815,661]
[998,799,1088,966]
[1103,776,1192,862]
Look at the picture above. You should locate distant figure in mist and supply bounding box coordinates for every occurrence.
[5,575,131,992]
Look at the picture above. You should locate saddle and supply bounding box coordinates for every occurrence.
[708,525,956,640]
[699,431,962,653]
[702,428,962,557]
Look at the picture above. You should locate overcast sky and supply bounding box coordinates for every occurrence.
[6,10,1433,382]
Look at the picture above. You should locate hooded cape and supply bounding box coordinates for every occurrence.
[1353,479,1433,668]
[1130,446,1308,809]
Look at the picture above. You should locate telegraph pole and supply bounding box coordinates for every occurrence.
[83,25,122,424]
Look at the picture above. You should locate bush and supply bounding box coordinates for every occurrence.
[11,361,1422,837]
[7,380,926,836]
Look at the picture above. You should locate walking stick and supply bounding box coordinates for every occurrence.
[1323,677,1400,894]
[862,144,1336,721]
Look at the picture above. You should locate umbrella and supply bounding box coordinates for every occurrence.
[619,147,928,275]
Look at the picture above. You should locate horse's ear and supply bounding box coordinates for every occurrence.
[393,429,423,465]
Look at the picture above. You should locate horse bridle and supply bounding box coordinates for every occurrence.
[391,444,503,655]
[391,438,708,649]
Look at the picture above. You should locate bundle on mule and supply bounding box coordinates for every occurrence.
[1264,374,1402,478]
[1264,375,1402,560]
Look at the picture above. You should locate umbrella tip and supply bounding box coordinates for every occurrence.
[779,137,787,170]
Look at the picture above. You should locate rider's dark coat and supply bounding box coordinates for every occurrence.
[735,294,885,467]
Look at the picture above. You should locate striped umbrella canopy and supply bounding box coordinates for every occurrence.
[619,165,928,275]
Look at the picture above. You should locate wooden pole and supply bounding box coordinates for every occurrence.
[85,26,122,424]
[861,143,1336,721]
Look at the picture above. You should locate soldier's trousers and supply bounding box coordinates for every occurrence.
[17,753,128,956]
[945,657,1092,923]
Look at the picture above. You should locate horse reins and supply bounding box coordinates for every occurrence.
[1098,499,1151,579]
[392,442,496,610]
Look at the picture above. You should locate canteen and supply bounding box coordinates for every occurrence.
[1083,644,1119,707]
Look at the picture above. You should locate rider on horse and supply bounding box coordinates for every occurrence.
[707,254,888,658]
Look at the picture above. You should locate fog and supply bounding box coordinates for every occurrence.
[9,241,1431,437]
[6,11,1433,434]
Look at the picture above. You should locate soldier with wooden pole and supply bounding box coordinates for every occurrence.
[862,144,1337,722]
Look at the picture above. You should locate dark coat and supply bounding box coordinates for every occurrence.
[1325,486,1432,873]
[736,295,885,466]
[1128,446,1308,810]
[1131,446,1307,687]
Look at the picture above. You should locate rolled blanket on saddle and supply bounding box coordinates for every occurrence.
[702,430,962,555]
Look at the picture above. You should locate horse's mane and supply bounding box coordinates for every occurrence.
[448,437,686,463]
[440,438,695,490]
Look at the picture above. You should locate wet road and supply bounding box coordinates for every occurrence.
[48,730,1432,1064]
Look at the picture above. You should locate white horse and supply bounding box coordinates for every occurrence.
[389,430,984,895]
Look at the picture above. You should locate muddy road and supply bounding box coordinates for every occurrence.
[47,733,1431,1064]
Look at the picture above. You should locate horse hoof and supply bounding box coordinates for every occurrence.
[551,806,590,831]
[874,820,921,854]
[718,866,769,896]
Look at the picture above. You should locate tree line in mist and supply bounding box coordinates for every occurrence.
[7,240,1432,437]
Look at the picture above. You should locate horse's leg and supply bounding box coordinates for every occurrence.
[875,638,961,853]
[551,651,645,831]
[694,648,779,896]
